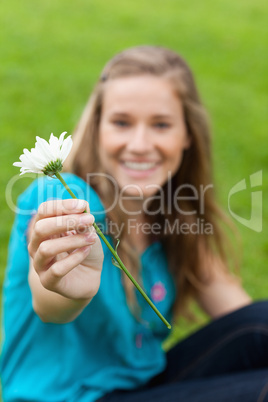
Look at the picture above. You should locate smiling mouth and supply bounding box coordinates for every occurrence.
[122,161,159,171]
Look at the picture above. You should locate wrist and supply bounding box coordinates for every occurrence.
[33,294,92,324]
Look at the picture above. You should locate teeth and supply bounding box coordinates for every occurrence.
[124,161,157,170]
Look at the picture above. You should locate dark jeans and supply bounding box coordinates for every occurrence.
[99,301,268,402]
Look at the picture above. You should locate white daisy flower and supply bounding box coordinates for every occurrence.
[13,132,73,176]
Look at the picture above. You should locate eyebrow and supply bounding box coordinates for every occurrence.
[110,112,173,119]
[110,112,130,117]
[151,114,173,119]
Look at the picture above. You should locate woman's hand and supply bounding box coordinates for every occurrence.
[27,198,104,323]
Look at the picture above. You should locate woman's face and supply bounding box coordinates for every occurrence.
[98,75,190,198]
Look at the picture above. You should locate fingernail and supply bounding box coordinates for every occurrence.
[73,199,86,209]
[80,214,95,225]
[81,245,91,253]
[84,232,97,243]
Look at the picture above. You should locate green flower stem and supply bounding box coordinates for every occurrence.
[55,172,171,329]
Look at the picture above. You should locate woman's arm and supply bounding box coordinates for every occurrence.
[27,198,104,324]
[28,262,93,323]
[195,257,252,319]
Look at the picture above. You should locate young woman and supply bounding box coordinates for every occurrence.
[2,46,268,402]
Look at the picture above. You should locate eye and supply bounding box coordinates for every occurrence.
[154,122,170,129]
[112,120,130,127]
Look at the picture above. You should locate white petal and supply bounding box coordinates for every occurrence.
[31,147,49,167]
[22,149,44,171]
[58,131,67,146]
[34,146,51,166]
[20,154,37,171]
[24,148,40,163]
[22,148,32,158]
[60,136,73,162]
[13,162,23,167]
[36,137,54,162]
[21,167,41,174]
[48,133,60,158]
[21,149,35,164]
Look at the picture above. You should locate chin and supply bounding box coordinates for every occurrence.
[119,183,162,198]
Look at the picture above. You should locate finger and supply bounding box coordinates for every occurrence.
[33,232,98,273]
[28,213,95,257]
[36,198,90,221]
[39,246,93,290]
[35,213,95,237]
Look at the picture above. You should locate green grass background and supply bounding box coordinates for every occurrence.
[0,0,267,394]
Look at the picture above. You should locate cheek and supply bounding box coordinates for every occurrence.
[160,140,187,174]
[98,137,127,174]
[160,140,186,161]
[99,129,116,159]
[99,125,126,157]
[157,122,189,159]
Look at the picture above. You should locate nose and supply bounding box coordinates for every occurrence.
[126,124,153,154]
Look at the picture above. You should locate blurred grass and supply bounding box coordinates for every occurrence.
[0,0,267,353]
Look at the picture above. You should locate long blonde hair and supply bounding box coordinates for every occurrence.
[65,46,233,319]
